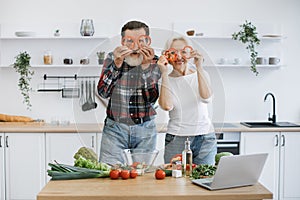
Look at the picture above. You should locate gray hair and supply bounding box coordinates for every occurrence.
[164,36,192,51]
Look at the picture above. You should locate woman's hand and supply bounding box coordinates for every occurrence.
[113,46,132,68]
[157,55,169,75]
[191,50,204,70]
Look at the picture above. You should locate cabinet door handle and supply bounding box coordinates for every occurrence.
[281,135,285,146]
[274,135,279,146]
[0,136,2,147]
[91,136,94,148]
[5,136,9,148]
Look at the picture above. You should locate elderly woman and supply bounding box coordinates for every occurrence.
[157,36,217,165]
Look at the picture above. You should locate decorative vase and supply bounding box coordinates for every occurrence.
[97,51,105,65]
[80,19,94,36]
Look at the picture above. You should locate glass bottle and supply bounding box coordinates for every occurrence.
[182,138,193,177]
[80,19,94,36]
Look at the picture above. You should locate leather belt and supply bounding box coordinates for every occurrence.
[108,116,151,125]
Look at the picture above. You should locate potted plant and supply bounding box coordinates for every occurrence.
[232,20,260,75]
[13,51,34,110]
[96,51,105,65]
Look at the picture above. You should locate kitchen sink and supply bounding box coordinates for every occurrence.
[241,121,300,128]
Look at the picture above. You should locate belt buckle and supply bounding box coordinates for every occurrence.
[132,118,142,124]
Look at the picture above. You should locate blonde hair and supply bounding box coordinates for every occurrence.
[164,36,191,51]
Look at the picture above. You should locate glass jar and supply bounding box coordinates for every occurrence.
[80,19,94,36]
[43,50,53,65]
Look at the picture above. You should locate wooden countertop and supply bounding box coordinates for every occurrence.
[37,173,272,200]
[1,122,300,133]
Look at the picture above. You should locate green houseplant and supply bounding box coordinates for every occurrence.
[232,20,260,75]
[96,51,105,65]
[13,51,34,110]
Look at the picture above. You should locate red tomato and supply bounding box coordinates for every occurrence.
[155,169,166,180]
[109,169,120,179]
[120,170,130,180]
[130,169,138,178]
[186,164,197,171]
[131,162,140,168]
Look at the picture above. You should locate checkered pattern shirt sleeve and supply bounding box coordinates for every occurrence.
[97,52,161,119]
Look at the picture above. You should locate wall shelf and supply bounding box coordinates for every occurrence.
[0,64,103,68]
[213,64,282,68]
[187,35,285,41]
[0,36,109,40]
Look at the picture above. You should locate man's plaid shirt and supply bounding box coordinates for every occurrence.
[97,52,161,120]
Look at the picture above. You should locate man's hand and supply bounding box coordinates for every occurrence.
[140,46,155,65]
[113,46,132,68]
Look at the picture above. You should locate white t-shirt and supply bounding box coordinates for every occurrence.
[166,70,214,136]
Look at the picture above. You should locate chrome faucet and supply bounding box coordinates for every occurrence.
[264,92,276,123]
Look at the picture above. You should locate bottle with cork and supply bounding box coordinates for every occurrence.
[182,138,193,177]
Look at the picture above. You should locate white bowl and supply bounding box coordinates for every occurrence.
[15,31,36,37]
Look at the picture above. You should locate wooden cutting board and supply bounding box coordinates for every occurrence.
[0,121,45,125]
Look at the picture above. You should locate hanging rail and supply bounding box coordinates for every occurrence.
[43,74,99,80]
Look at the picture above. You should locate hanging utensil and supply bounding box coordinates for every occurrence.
[92,79,98,109]
[79,80,85,106]
[82,80,91,111]
[87,79,96,109]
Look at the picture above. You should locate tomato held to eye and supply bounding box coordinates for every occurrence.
[155,169,166,180]
[109,169,120,180]
[120,170,130,180]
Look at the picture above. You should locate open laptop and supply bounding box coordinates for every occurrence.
[192,153,268,190]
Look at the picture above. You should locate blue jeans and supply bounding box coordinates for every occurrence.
[99,117,157,165]
[164,133,217,165]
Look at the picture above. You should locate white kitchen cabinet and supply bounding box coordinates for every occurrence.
[45,132,98,181]
[279,132,300,200]
[0,133,5,200]
[240,132,300,200]
[0,132,46,200]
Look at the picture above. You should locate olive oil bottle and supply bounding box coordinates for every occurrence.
[182,138,193,177]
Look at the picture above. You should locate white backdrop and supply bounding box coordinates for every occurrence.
[0,0,299,124]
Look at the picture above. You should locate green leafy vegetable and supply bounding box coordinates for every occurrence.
[74,147,98,162]
[191,164,217,179]
[74,156,110,171]
[47,162,110,180]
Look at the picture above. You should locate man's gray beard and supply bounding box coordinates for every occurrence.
[125,54,143,66]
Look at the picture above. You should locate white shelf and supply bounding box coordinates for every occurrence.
[188,35,285,41]
[214,64,282,68]
[0,64,103,68]
[0,36,109,40]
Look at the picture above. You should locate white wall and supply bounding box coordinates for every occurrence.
[0,0,299,124]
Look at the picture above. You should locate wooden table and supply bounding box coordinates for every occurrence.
[37,174,272,200]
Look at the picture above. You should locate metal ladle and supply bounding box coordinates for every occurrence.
[82,80,91,111]
[92,80,97,109]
